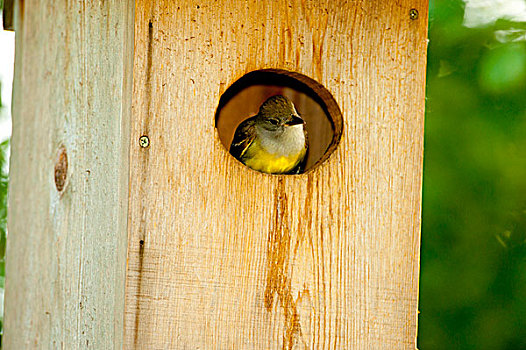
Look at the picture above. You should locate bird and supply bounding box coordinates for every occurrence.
[230,95,308,174]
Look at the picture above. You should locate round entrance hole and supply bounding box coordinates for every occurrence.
[215,69,343,174]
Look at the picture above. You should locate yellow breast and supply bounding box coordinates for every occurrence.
[241,140,306,174]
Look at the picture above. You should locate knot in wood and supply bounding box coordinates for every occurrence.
[54,146,68,192]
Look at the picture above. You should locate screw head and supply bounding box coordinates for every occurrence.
[139,135,150,148]
[409,8,419,20]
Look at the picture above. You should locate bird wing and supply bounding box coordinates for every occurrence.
[230,116,257,161]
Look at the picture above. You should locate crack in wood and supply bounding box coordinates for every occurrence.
[265,178,304,349]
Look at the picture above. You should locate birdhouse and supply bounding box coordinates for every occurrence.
[3,0,428,348]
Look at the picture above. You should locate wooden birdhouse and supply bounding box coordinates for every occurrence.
[3,0,428,348]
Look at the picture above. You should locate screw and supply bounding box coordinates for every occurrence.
[139,135,150,148]
[409,8,419,20]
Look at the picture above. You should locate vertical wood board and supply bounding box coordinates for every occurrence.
[4,0,134,348]
[125,0,428,348]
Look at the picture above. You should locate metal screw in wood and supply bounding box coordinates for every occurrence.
[139,135,150,148]
[409,9,419,20]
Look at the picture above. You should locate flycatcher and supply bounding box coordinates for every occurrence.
[230,95,308,174]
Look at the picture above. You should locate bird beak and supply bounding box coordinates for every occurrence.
[286,115,304,126]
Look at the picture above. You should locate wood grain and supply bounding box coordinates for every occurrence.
[4,0,134,348]
[125,0,428,349]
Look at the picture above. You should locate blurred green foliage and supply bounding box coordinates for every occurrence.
[420,0,526,349]
[0,139,6,277]
[0,138,6,347]
[0,95,6,348]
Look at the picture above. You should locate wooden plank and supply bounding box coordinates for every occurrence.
[4,0,134,348]
[125,0,428,348]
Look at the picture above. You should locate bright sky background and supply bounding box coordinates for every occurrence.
[0,14,15,144]
[463,0,526,28]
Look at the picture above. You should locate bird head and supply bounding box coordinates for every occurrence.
[257,95,304,132]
